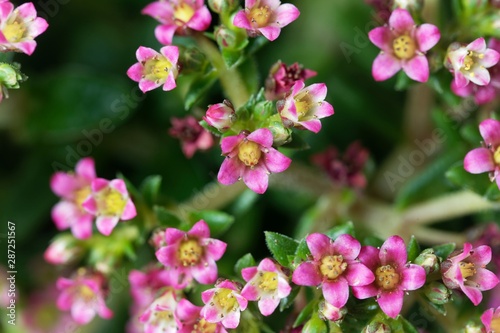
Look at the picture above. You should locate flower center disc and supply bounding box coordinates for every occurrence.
[393,35,416,60]
[74,186,91,210]
[152,59,172,80]
[257,271,278,292]
[99,189,127,216]
[174,2,195,25]
[249,6,271,28]
[319,255,347,280]
[491,317,500,333]
[3,20,26,42]
[238,141,262,167]
[177,238,203,266]
[193,318,218,333]
[294,90,312,118]
[494,146,500,165]
[459,261,476,280]
[213,288,237,312]
[375,265,400,290]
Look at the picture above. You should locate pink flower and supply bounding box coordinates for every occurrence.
[264,61,317,101]
[82,178,137,236]
[127,45,179,93]
[175,298,228,333]
[481,307,500,333]
[56,272,113,325]
[217,128,292,194]
[276,80,334,133]
[464,119,500,190]
[446,37,500,88]
[0,2,48,55]
[203,100,236,131]
[292,233,375,309]
[351,236,427,318]
[129,266,172,311]
[142,0,211,45]
[233,0,300,41]
[168,116,214,158]
[240,258,291,316]
[44,234,83,265]
[365,0,393,22]
[50,157,96,239]
[441,243,499,306]
[139,288,180,333]
[201,279,248,329]
[368,8,440,82]
[155,220,227,289]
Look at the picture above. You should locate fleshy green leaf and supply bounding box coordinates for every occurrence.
[294,238,311,266]
[302,313,327,333]
[140,175,162,207]
[433,243,456,260]
[154,206,182,228]
[264,231,299,267]
[407,235,421,262]
[222,48,242,68]
[189,210,234,237]
[234,253,256,277]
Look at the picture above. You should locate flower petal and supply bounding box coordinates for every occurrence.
[368,27,392,52]
[461,285,483,305]
[345,262,375,286]
[400,264,426,291]
[464,148,495,174]
[480,119,500,146]
[242,166,269,194]
[306,233,331,260]
[378,290,404,318]
[258,296,280,316]
[389,8,415,32]
[95,216,120,236]
[274,4,300,27]
[416,24,440,52]
[471,268,499,291]
[264,148,291,173]
[402,55,429,82]
[332,234,361,260]
[322,278,349,308]
[292,262,322,286]
[247,128,273,147]
[233,10,252,30]
[220,133,243,154]
[218,158,243,186]
[372,53,402,81]
[379,236,407,267]
[351,283,379,299]
[187,6,211,31]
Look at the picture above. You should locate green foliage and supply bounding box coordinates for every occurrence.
[264,231,299,267]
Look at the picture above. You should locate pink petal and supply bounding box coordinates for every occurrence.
[400,264,426,291]
[259,26,281,41]
[389,8,415,32]
[71,214,93,239]
[464,148,495,174]
[372,53,402,81]
[247,128,273,147]
[241,284,259,301]
[72,300,96,325]
[300,119,323,133]
[322,278,349,308]
[56,290,73,311]
[0,2,13,22]
[220,135,243,155]
[292,262,322,286]
[380,236,407,267]
[259,258,278,272]
[121,199,137,220]
[186,6,211,31]
[368,27,392,52]
[306,233,331,260]
[450,79,473,97]
[481,308,494,331]
[402,55,429,82]
[51,201,77,230]
[274,4,300,27]
[136,46,158,62]
[233,10,252,30]
[471,268,499,291]
[28,17,49,38]
[221,310,241,329]
[468,38,486,52]
[14,41,37,56]
[96,216,120,236]
[345,262,375,286]
[264,148,291,173]
[462,285,483,305]
[192,260,218,284]
[165,227,185,244]
[241,267,258,282]
[378,290,404,318]
[82,196,98,215]
[332,234,361,260]
[97,303,113,320]
[469,245,492,266]
[307,83,328,102]
[242,166,269,194]
[218,158,243,185]
[50,173,80,198]
[75,158,96,181]
[16,3,37,21]
[109,178,128,196]
[480,49,500,68]
[141,1,173,20]
[204,238,227,261]
[416,24,440,52]
[189,220,210,238]
[176,299,201,321]
[258,297,280,316]
[314,101,334,118]
[475,85,496,105]
[127,63,144,82]
[278,277,292,297]
[480,119,500,146]
[358,246,380,270]
[351,283,379,299]
[469,67,491,86]
[163,73,177,91]
[454,72,470,88]
[91,178,109,192]
[156,245,177,266]
[154,24,177,46]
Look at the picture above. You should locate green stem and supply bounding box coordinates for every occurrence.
[193,33,250,109]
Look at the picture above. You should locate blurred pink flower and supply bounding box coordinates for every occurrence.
[127,45,179,93]
[292,233,374,309]
[368,8,440,82]
[175,298,228,333]
[139,288,180,333]
[481,306,500,333]
[44,234,82,265]
[265,61,317,101]
[169,116,214,158]
[217,128,291,194]
[233,0,300,41]
[142,0,211,45]
[352,236,426,318]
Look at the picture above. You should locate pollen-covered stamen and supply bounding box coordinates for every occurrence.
[177,238,204,266]
[76,285,96,303]
[459,262,477,280]
[152,59,172,79]
[193,318,218,333]
[249,6,271,27]
[462,51,485,71]
[173,2,195,25]
[491,317,500,332]
[212,288,237,313]
[3,18,26,43]
[74,186,91,210]
[375,265,400,290]
[493,146,500,165]
[97,188,127,216]
[392,35,416,60]
[294,90,312,118]
[238,141,262,167]
[256,271,278,292]
[319,255,347,280]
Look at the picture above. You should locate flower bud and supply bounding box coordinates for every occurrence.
[268,118,292,146]
[464,322,483,333]
[423,281,452,305]
[178,46,207,74]
[203,100,236,130]
[318,301,346,322]
[215,25,238,49]
[393,0,424,11]
[44,234,83,265]
[414,248,440,274]
[208,0,238,13]
[362,322,391,333]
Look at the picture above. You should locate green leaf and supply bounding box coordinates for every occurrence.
[183,71,218,110]
[293,300,316,328]
[234,253,256,277]
[140,175,162,206]
[264,231,299,267]
[302,313,327,333]
[222,48,242,68]
[189,210,234,237]
[280,132,311,150]
[427,301,447,316]
[407,235,421,262]
[294,238,311,265]
[485,183,500,201]
[433,243,456,260]
[394,71,411,91]
[279,285,300,312]
[400,316,419,333]
[154,206,182,228]
[324,221,355,240]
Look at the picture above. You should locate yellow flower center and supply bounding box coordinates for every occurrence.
[319,255,347,280]
[77,285,96,302]
[177,238,203,266]
[459,262,476,280]
[152,59,172,80]
[256,271,278,292]
[393,35,416,60]
[249,6,271,27]
[97,188,127,216]
[213,288,237,313]
[375,265,400,290]
[193,318,218,333]
[74,186,91,210]
[491,316,500,332]
[174,2,195,25]
[3,20,26,43]
[494,146,500,165]
[294,90,312,118]
[238,141,262,167]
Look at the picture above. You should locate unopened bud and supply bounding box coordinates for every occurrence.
[414,248,440,274]
[44,234,83,265]
[318,301,346,322]
[178,47,207,74]
[423,281,452,305]
[208,0,238,13]
[362,322,391,333]
[0,62,24,89]
[204,99,236,130]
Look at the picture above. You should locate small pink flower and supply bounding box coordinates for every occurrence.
[0,1,48,55]
[139,288,180,333]
[150,228,167,249]
[201,279,248,329]
[233,0,300,41]
[44,235,82,265]
[56,272,113,325]
[368,8,440,82]
[265,61,317,101]
[168,116,214,158]
[481,307,500,333]
[464,119,500,190]
[50,157,96,239]
[318,301,346,322]
[351,236,426,318]
[82,178,137,236]
[441,243,499,306]
[292,233,374,309]
[203,100,236,131]
[217,128,292,194]
[155,220,227,289]
[127,46,179,93]
[142,0,211,45]
[240,258,291,316]
[277,80,334,133]
[446,37,500,88]
[175,298,228,333]
[129,266,172,311]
